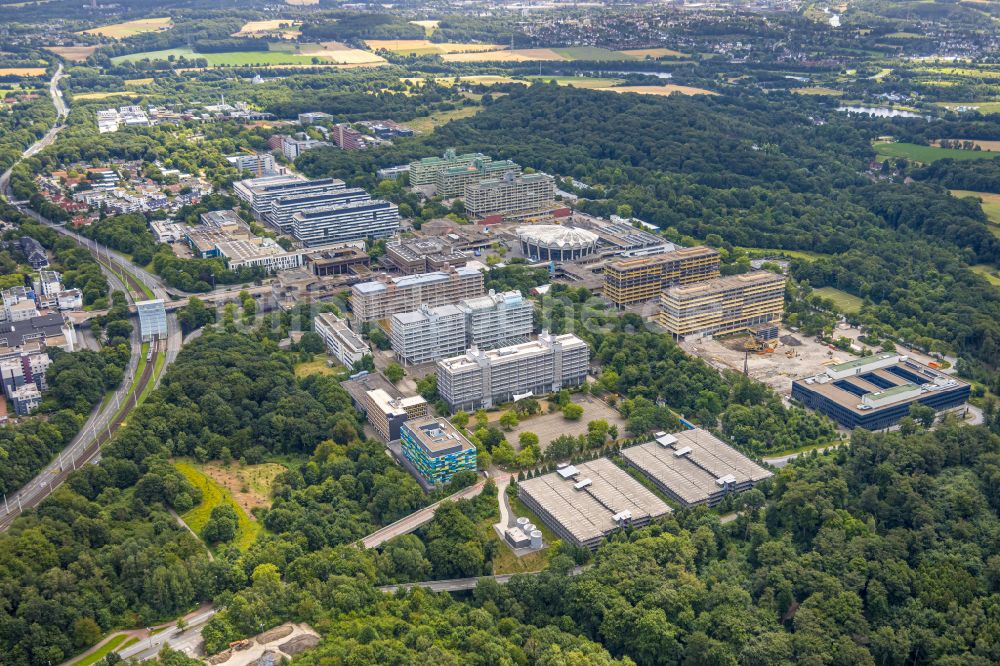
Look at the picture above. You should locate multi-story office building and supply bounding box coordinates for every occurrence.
[314,312,371,368]
[658,271,786,339]
[385,237,467,275]
[365,388,430,442]
[435,159,520,197]
[437,331,590,412]
[290,199,399,247]
[268,187,368,234]
[10,384,42,415]
[391,304,467,365]
[604,246,721,307]
[458,290,533,349]
[298,111,332,125]
[216,239,304,271]
[463,172,556,220]
[351,266,485,327]
[0,350,51,399]
[280,134,331,160]
[791,352,971,430]
[137,299,168,341]
[401,417,477,486]
[233,175,344,222]
[225,153,276,177]
[332,124,366,150]
[409,149,490,187]
[304,244,371,276]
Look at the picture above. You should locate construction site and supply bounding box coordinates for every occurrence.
[679,325,857,397]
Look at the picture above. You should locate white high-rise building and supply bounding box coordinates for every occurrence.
[457,289,533,349]
[391,304,467,365]
[314,312,371,368]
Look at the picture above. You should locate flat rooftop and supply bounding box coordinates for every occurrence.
[404,417,474,457]
[367,387,427,417]
[622,429,772,506]
[608,245,718,271]
[437,332,587,373]
[216,238,293,262]
[795,356,969,414]
[353,266,482,295]
[519,458,671,546]
[393,303,462,326]
[664,270,785,299]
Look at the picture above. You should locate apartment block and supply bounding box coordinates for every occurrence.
[314,312,371,368]
[333,124,366,150]
[658,271,786,339]
[408,149,490,186]
[391,304,467,365]
[435,159,520,197]
[401,417,477,486]
[463,172,556,220]
[365,388,430,442]
[290,199,399,247]
[350,266,485,327]
[604,246,721,307]
[225,152,276,177]
[458,289,533,349]
[0,350,51,398]
[436,331,590,412]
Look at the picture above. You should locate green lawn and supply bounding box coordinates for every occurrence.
[174,460,261,551]
[873,141,999,163]
[112,47,328,67]
[813,286,865,314]
[736,246,833,261]
[950,190,1000,227]
[527,75,623,89]
[294,353,342,378]
[934,101,1000,114]
[971,264,1000,288]
[552,46,638,61]
[68,634,138,666]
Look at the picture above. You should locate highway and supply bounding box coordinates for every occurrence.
[360,480,488,549]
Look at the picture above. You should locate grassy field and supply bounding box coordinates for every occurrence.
[950,190,1000,226]
[410,20,439,36]
[553,46,637,61]
[401,75,524,88]
[443,48,565,63]
[197,461,286,515]
[0,67,46,77]
[528,75,624,89]
[124,77,154,86]
[294,353,341,378]
[934,101,1000,114]
[873,141,999,163]
[972,264,1000,288]
[813,286,864,313]
[112,46,383,67]
[72,91,140,100]
[79,17,172,38]
[935,139,1000,151]
[604,84,718,97]
[175,460,262,551]
[407,105,482,132]
[919,67,1000,80]
[44,45,98,61]
[791,86,844,96]
[69,635,139,666]
[737,246,832,261]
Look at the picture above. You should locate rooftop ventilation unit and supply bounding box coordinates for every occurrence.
[613,510,632,523]
[557,465,579,479]
[574,478,592,490]
[655,433,678,448]
[715,474,737,486]
[673,446,692,457]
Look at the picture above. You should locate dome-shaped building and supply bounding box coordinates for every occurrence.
[516,225,599,261]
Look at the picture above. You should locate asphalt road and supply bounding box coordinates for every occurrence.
[117,607,217,662]
[0,64,66,197]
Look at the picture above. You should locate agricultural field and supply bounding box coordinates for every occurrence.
[933,139,1000,151]
[552,46,638,61]
[442,48,565,63]
[299,42,386,64]
[174,460,262,551]
[285,0,318,4]
[124,77,154,86]
[233,20,302,40]
[78,17,172,38]
[934,101,1000,113]
[791,86,844,96]
[401,75,523,88]
[813,286,865,314]
[0,67,46,77]
[620,47,688,58]
[72,90,141,100]
[604,84,718,97]
[365,39,502,56]
[44,45,98,61]
[950,190,1000,235]
[918,67,1000,80]
[406,105,483,133]
[873,141,999,163]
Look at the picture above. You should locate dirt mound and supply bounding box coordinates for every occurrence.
[250,650,281,666]
[780,335,802,347]
[279,634,320,656]
[257,624,294,644]
[206,648,232,664]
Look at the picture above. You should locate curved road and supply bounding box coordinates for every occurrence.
[0,64,66,197]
